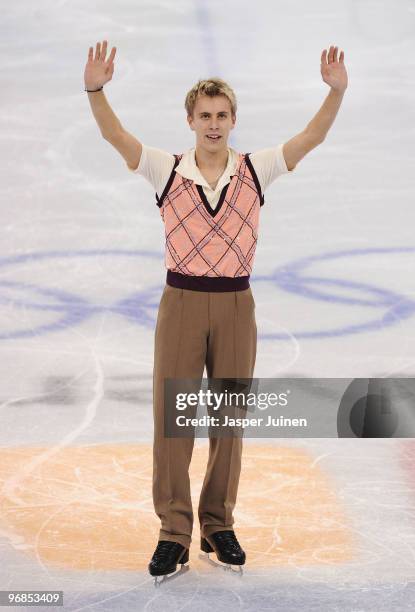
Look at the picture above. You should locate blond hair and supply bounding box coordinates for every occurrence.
[184,77,237,118]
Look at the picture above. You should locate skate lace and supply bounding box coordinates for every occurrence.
[214,531,241,551]
[153,541,181,561]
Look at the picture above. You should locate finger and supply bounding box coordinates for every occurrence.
[328,45,334,63]
[333,46,338,62]
[107,46,116,64]
[94,41,101,61]
[106,62,115,75]
[100,39,108,62]
[321,49,327,64]
[339,50,344,63]
[88,46,93,61]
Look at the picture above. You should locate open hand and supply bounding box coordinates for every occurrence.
[84,40,116,91]
[320,45,348,92]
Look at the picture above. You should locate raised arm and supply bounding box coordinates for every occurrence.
[84,40,142,170]
[282,45,348,171]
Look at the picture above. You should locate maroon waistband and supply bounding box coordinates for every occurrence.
[166,270,250,292]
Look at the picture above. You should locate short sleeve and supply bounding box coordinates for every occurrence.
[249,143,295,193]
[127,144,176,197]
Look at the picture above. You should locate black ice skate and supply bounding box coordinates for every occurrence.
[200,530,245,574]
[148,540,189,585]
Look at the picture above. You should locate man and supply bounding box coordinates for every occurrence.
[84,40,348,578]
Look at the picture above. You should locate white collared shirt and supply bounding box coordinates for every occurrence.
[176,147,239,195]
[128,143,294,209]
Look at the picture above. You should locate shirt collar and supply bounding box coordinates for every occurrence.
[175,146,239,191]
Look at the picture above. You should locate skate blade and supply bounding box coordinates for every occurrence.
[198,552,244,575]
[153,563,190,587]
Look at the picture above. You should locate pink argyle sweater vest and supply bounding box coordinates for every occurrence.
[156,152,264,282]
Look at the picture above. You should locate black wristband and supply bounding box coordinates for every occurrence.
[85,86,103,92]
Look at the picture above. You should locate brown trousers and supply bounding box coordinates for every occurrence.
[152,284,257,548]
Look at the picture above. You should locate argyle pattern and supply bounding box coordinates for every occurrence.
[158,152,263,277]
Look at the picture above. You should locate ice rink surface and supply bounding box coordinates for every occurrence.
[1,0,415,610]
